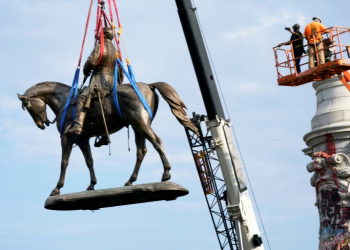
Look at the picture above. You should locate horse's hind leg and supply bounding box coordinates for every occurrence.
[50,136,74,196]
[135,125,171,182]
[125,130,147,186]
[79,140,97,191]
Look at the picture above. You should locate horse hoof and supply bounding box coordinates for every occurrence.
[161,172,171,182]
[124,181,132,186]
[50,189,60,196]
[86,186,95,191]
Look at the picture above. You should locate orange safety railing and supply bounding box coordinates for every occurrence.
[273,26,350,87]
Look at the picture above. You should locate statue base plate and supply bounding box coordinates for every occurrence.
[44,181,189,211]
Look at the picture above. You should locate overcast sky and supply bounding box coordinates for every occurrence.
[1,0,349,249]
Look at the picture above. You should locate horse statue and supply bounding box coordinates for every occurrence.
[18,81,199,196]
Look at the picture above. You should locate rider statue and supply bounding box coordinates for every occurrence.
[67,27,122,136]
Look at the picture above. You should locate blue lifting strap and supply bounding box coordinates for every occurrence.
[60,67,80,136]
[112,64,123,119]
[112,59,153,120]
[127,63,136,83]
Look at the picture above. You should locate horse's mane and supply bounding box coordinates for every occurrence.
[35,81,69,88]
[25,81,70,97]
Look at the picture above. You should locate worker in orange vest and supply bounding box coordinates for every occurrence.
[303,17,328,69]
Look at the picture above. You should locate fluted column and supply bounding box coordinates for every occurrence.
[303,75,350,249]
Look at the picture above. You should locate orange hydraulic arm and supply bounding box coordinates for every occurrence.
[338,71,350,92]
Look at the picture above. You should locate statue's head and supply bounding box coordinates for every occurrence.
[103,27,114,40]
[18,94,48,130]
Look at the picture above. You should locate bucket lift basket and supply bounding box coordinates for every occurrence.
[273,26,350,87]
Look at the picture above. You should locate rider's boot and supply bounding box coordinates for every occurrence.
[66,99,86,135]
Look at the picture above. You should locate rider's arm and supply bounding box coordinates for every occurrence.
[83,44,101,76]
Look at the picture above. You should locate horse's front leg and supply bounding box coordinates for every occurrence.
[79,140,97,191]
[125,130,147,186]
[50,136,74,196]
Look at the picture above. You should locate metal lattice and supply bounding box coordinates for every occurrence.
[185,113,239,250]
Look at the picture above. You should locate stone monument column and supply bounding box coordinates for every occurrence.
[303,75,350,249]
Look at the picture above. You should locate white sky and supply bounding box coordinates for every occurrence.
[1,0,350,249]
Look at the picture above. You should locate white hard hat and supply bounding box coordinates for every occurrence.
[312,17,322,23]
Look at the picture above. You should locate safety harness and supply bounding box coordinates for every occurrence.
[294,32,303,49]
[308,23,322,44]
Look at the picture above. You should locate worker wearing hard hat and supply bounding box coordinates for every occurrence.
[303,17,329,69]
[278,23,305,74]
[278,24,304,74]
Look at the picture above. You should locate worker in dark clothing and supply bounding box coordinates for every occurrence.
[278,24,305,74]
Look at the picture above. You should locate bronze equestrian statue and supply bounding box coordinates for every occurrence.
[18,81,198,196]
[17,25,198,196]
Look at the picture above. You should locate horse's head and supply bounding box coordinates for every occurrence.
[18,94,50,130]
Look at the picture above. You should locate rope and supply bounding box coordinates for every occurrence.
[78,0,94,66]
[100,0,123,62]
[101,10,112,27]
[95,11,102,45]
[107,0,114,22]
[191,1,272,249]
[95,0,101,42]
[121,32,129,61]
[112,0,121,27]
[115,34,123,62]
[97,18,105,65]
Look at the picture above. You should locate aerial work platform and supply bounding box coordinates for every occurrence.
[273,26,350,88]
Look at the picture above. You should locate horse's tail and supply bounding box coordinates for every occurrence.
[149,82,199,136]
